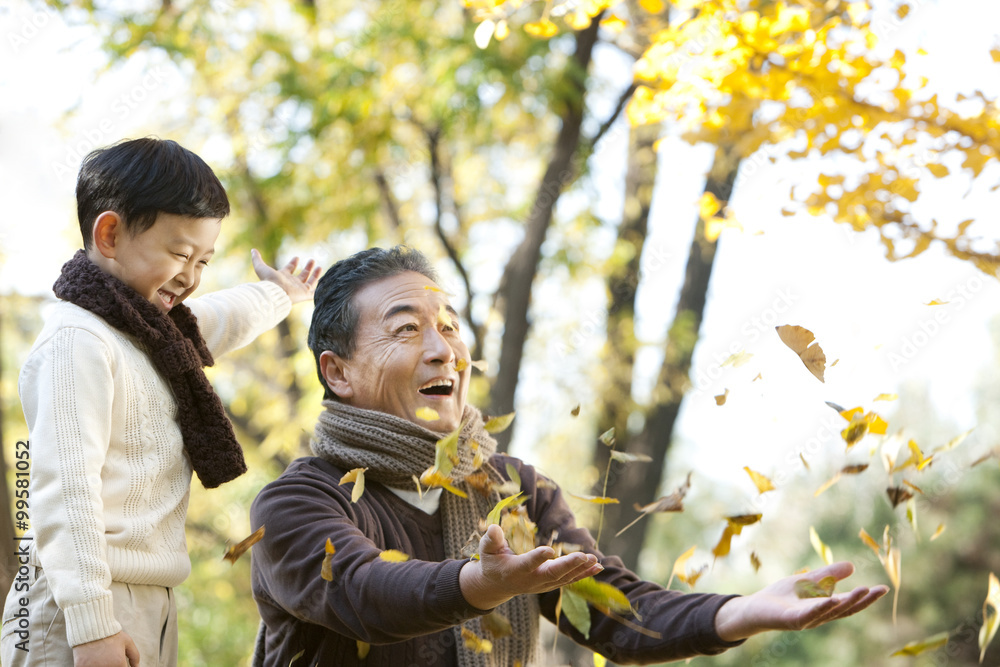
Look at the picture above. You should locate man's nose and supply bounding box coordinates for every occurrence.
[423,328,456,365]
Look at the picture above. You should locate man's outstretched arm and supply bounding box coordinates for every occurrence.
[714,561,889,642]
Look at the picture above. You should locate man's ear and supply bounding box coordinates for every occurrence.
[319,350,354,400]
[91,211,124,259]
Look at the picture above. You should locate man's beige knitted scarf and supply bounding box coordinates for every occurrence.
[312,399,540,666]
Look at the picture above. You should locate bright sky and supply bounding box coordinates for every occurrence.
[1,0,998,502]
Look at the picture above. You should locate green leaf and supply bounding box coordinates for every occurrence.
[795,576,836,599]
[561,588,591,639]
[505,463,522,489]
[484,412,515,434]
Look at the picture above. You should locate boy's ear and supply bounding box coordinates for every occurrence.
[91,212,125,259]
[319,351,354,400]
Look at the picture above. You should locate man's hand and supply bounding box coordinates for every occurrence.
[251,249,321,304]
[714,561,889,642]
[72,631,140,667]
[459,524,604,611]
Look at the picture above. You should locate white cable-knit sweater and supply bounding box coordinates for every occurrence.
[18,280,291,647]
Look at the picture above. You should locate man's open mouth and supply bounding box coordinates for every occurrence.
[158,290,177,309]
[418,379,454,397]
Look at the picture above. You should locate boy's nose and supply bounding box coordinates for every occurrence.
[175,265,196,288]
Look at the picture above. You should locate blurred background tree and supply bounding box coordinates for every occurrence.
[1,0,998,665]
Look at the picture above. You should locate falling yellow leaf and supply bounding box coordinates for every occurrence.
[593,652,608,667]
[680,564,707,589]
[618,472,692,538]
[379,549,410,562]
[356,640,371,659]
[886,486,914,508]
[320,538,336,582]
[470,359,489,373]
[486,492,525,526]
[480,611,512,639]
[566,577,631,614]
[720,350,753,368]
[484,412,516,434]
[924,299,949,306]
[840,409,888,448]
[753,372,763,382]
[799,453,811,470]
[571,404,581,417]
[455,358,469,372]
[416,407,440,422]
[638,0,664,12]
[461,627,494,654]
[775,324,827,382]
[750,552,762,572]
[699,192,722,219]
[795,575,837,599]
[222,525,265,565]
[598,427,616,447]
[810,526,834,565]
[667,545,697,589]
[569,493,620,505]
[423,285,443,292]
[874,393,899,401]
[419,468,468,498]
[930,523,946,541]
[981,572,1000,663]
[715,389,729,406]
[609,451,653,464]
[712,526,735,559]
[890,631,950,657]
[339,467,368,503]
[743,466,775,494]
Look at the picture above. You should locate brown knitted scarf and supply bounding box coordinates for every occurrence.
[312,399,540,667]
[53,250,246,488]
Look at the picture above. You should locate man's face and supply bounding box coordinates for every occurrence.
[96,212,219,313]
[325,271,472,433]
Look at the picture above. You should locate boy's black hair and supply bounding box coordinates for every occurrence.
[308,246,439,401]
[77,137,230,248]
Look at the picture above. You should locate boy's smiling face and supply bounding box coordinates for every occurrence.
[90,211,221,313]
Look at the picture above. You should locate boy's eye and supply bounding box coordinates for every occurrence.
[199,259,210,266]
[174,253,189,260]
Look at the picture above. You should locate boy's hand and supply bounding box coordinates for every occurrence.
[251,249,321,304]
[73,630,140,666]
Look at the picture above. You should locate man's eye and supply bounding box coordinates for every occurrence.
[398,324,418,333]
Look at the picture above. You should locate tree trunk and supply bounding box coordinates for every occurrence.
[489,16,603,451]
[596,148,741,571]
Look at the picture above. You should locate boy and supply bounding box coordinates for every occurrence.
[0,137,319,667]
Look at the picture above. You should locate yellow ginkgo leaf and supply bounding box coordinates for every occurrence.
[930,523,946,541]
[720,350,753,368]
[594,651,608,667]
[565,577,631,614]
[437,303,453,328]
[379,549,410,562]
[981,573,1000,663]
[416,407,440,422]
[638,0,664,12]
[750,552,762,572]
[480,611,512,639]
[715,389,729,406]
[455,358,469,372]
[810,526,833,565]
[667,545,697,589]
[795,575,836,599]
[568,493,620,505]
[320,538,336,582]
[874,393,898,401]
[461,627,494,654]
[357,640,371,659]
[699,192,722,220]
[890,631,949,657]
[222,525,265,565]
[775,324,826,382]
[486,492,525,526]
[743,467,775,494]
[484,412,516,434]
[339,468,368,503]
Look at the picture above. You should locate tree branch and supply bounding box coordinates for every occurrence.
[374,168,403,231]
[590,81,638,150]
[426,127,485,359]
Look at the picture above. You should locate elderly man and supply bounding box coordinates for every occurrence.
[249,246,887,666]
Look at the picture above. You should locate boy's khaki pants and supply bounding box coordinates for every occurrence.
[0,565,177,666]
